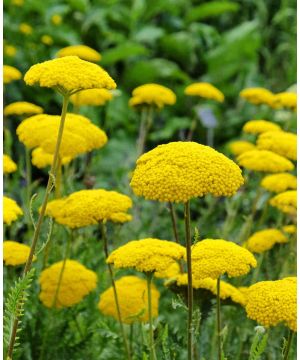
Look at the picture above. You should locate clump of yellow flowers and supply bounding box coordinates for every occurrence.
[3,196,23,225]
[245,229,288,254]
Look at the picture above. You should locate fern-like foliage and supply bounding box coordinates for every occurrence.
[249,329,268,360]
[4,269,35,358]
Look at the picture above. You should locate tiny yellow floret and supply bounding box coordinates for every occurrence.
[184,82,224,102]
[261,173,297,193]
[4,241,36,266]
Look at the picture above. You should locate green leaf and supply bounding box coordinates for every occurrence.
[67,0,89,12]
[186,1,240,23]
[100,42,149,66]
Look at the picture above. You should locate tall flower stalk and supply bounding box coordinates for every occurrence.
[146,272,157,360]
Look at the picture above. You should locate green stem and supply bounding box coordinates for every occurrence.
[101,222,131,360]
[54,157,62,198]
[147,272,157,360]
[283,329,294,360]
[169,202,184,273]
[251,253,264,284]
[137,106,154,157]
[187,117,197,141]
[217,277,222,360]
[6,94,70,360]
[25,147,32,209]
[184,200,193,360]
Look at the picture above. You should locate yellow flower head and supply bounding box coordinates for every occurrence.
[24,56,116,95]
[4,241,36,266]
[184,82,224,103]
[4,101,43,117]
[282,225,296,234]
[51,14,62,25]
[19,23,33,35]
[155,262,181,279]
[256,131,297,161]
[272,92,297,111]
[261,173,297,193]
[130,142,244,203]
[245,229,288,254]
[269,190,297,215]
[129,83,176,109]
[4,45,17,57]
[3,196,23,225]
[39,260,97,308]
[98,276,160,324]
[41,35,54,46]
[245,277,296,331]
[191,239,257,279]
[31,147,72,169]
[239,87,275,107]
[70,88,113,107]
[228,140,256,156]
[175,274,246,306]
[107,238,186,274]
[17,113,107,158]
[237,150,294,173]
[242,120,281,135]
[45,189,132,228]
[3,154,17,174]
[3,65,22,84]
[57,45,101,62]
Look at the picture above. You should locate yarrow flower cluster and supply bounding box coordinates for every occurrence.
[107,238,185,274]
[269,191,297,215]
[3,154,17,174]
[242,120,281,135]
[3,65,22,84]
[129,83,176,109]
[237,150,294,173]
[4,101,43,117]
[17,113,108,158]
[272,92,297,111]
[19,23,33,35]
[3,196,23,225]
[39,260,97,308]
[41,35,53,46]
[24,56,116,94]
[174,274,246,306]
[184,82,224,102]
[239,88,274,107]
[31,147,71,169]
[245,229,288,254]
[282,225,296,234]
[56,45,101,62]
[98,276,160,324]
[261,173,297,193]
[256,131,297,161]
[45,189,133,228]
[245,277,296,331]
[3,241,36,266]
[228,141,255,156]
[191,239,257,279]
[130,142,244,203]
[70,88,113,107]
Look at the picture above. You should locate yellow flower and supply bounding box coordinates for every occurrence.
[129,83,176,109]
[41,35,54,46]
[70,88,113,107]
[245,229,288,254]
[256,131,297,161]
[155,262,181,279]
[4,45,17,57]
[282,225,296,234]
[24,56,116,95]
[98,276,160,324]
[39,260,97,308]
[239,87,275,107]
[4,101,43,117]
[245,277,296,331]
[191,239,257,279]
[130,141,244,203]
[3,196,23,225]
[3,65,22,84]
[45,189,132,228]
[238,286,249,298]
[19,23,33,35]
[31,147,71,169]
[107,238,186,274]
[228,140,256,156]
[4,241,36,266]
[3,154,17,174]
[269,190,297,215]
[17,113,107,158]
[51,14,62,25]
[261,173,297,193]
[237,150,294,173]
[184,82,224,103]
[175,274,246,306]
[57,45,101,62]
[242,120,281,135]
[272,92,297,111]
